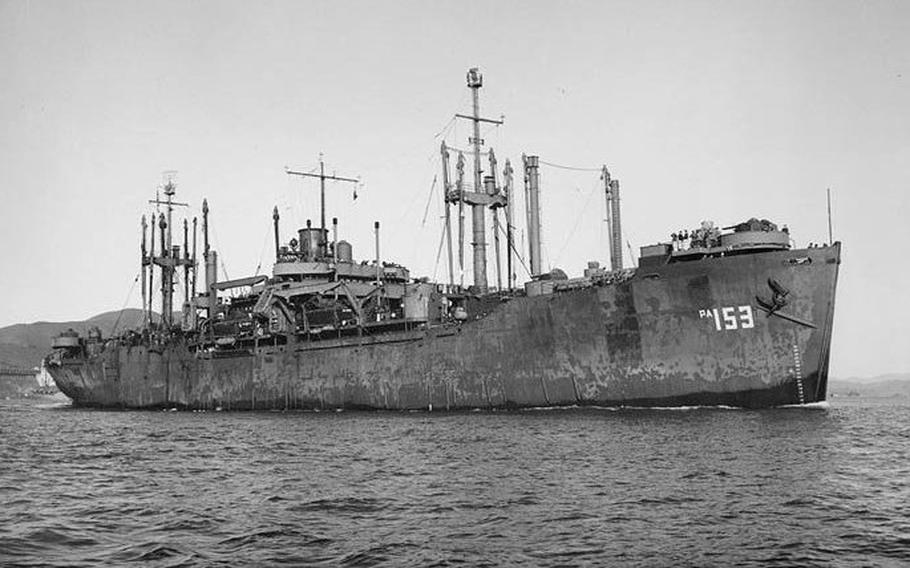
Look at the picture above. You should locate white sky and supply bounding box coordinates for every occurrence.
[1,0,908,377]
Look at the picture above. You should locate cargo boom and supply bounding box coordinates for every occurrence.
[46,70,841,410]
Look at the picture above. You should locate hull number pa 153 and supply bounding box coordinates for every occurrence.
[699,306,755,331]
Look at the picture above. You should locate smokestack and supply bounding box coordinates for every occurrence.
[525,155,542,276]
[306,219,312,262]
[374,221,381,284]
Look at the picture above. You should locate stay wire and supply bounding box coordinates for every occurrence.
[433,218,447,281]
[433,115,457,140]
[254,219,272,276]
[421,175,438,227]
[112,271,141,336]
[496,222,531,279]
[553,181,601,265]
[209,223,230,282]
[538,159,602,173]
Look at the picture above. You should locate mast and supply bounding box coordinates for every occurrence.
[602,167,615,270]
[286,158,359,259]
[605,173,623,271]
[320,159,326,234]
[467,68,487,292]
[148,210,155,326]
[452,67,504,293]
[202,198,209,256]
[503,159,514,290]
[183,218,189,316]
[374,221,381,284]
[140,215,148,329]
[158,212,169,326]
[202,198,218,318]
[456,152,466,287]
[522,155,532,272]
[441,142,454,287]
[148,177,188,328]
[273,206,281,261]
[489,149,501,291]
[332,217,339,266]
[191,216,197,300]
[524,155,542,276]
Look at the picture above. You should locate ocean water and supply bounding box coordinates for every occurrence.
[1,398,908,567]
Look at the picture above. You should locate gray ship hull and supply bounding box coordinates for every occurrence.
[47,244,840,410]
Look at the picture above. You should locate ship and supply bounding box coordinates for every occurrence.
[45,69,841,410]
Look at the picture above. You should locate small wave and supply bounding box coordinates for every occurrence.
[219,529,332,552]
[634,495,704,505]
[777,400,830,410]
[35,401,72,410]
[681,469,729,480]
[219,528,298,548]
[338,542,419,567]
[26,527,99,548]
[782,497,815,507]
[289,496,385,514]
[154,516,220,533]
[134,544,184,561]
[110,540,200,565]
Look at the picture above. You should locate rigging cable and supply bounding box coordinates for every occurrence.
[444,145,492,156]
[420,175,438,227]
[433,114,457,140]
[432,217,447,281]
[496,222,531,279]
[254,219,272,276]
[538,159,602,172]
[553,181,601,265]
[210,223,230,282]
[111,271,141,336]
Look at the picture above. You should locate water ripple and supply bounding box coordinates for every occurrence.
[2,398,909,566]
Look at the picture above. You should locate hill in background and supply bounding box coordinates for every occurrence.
[0,309,150,369]
[829,374,910,398]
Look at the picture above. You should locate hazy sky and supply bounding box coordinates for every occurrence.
[1,0,908,377]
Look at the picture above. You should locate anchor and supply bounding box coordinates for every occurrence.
[756,278,817,329]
